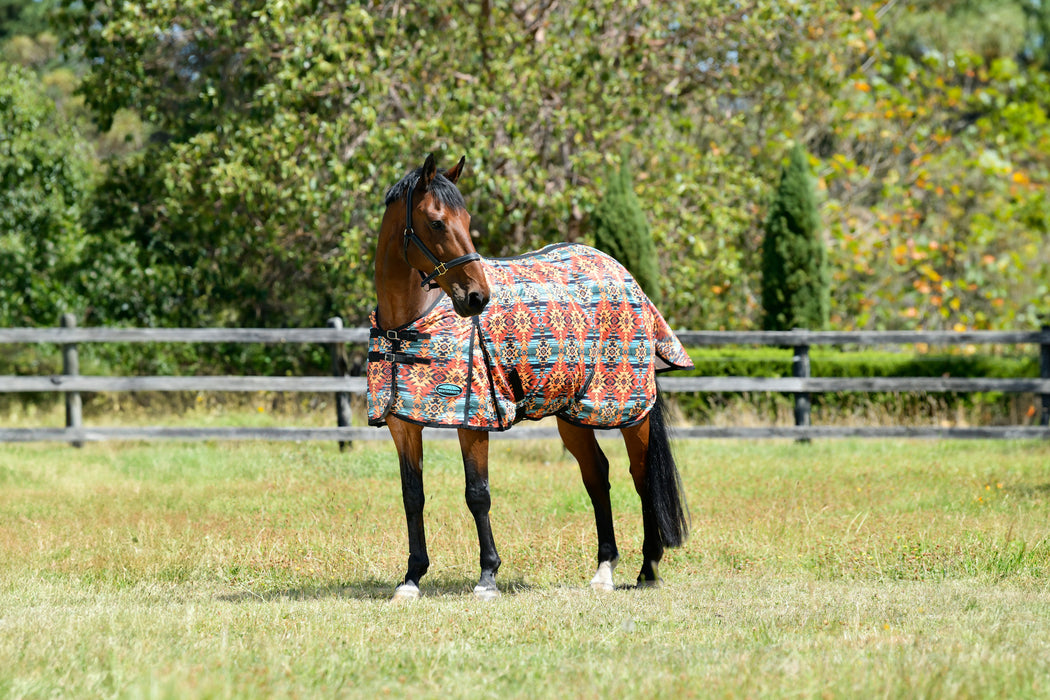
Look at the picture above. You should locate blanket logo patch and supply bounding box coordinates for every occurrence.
[435,383,463,398]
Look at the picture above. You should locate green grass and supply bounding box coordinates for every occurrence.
[1,437,1049,698]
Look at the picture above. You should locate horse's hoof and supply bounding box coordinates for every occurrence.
[473,585,500,601]
[590,558,618,592]
[392,583,420,601]
[636,560,661,588]
[473,584,500,601]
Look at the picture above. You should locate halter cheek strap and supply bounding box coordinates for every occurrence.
[402,185,482,288]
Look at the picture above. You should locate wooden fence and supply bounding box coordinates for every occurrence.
[1,315,1048,443]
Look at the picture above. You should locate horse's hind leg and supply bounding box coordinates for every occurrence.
[557,418,619,591]
[622,398,690,586]
[621,415,664,586]
[458,428,501,600]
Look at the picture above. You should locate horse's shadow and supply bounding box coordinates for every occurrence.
[215,576,535,603]
[1004,482,1050,499]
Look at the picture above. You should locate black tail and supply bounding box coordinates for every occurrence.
[646,392,690,548]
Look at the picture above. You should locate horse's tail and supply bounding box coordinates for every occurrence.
[646,392,690,548]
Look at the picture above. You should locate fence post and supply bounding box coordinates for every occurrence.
[1040,323,1049,428]
[327,316,353,451]
[61,313,83,448]
[792,340,811,440]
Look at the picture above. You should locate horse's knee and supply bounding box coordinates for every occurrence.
[401,481,425,516]
[399,461,425,515]
[464,480,491,514]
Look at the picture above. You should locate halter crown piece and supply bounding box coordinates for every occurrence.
[402,182,482,288]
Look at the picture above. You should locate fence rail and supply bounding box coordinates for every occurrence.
[1,316,1048,443]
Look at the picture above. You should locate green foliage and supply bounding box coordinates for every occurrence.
[760,144,829,331]
[55,2,378,340]
[682,347,1037,381]
[0,0,1040,382]
[0,0,55,40]
[674,346,1038,425]
[53,0,868,339]
[822,5,1050,331]
[0,62,93,327]
[590,154,658,297]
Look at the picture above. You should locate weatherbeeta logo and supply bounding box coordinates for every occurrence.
[435,383,463,398]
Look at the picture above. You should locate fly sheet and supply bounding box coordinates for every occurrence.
[367,243,693,431]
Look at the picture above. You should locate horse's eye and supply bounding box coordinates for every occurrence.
[429,220,446,232]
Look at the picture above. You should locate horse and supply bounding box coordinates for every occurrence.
[368,153,694,600]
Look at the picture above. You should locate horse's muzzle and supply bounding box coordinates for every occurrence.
[453,289,490,317]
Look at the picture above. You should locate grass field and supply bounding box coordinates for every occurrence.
[1,435,1049,698]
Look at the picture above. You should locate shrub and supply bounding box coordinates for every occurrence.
[672,346,1039,425]
[591,153,659,298]
[760,144,829,331]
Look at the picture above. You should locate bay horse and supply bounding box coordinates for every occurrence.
[369,153,693,600]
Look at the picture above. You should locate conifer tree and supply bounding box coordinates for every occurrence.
[760,144,830,331]
[591,154,659,298]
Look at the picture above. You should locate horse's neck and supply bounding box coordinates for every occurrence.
[375,238,441,329]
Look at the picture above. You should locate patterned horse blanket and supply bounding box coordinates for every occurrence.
[367,243,693,431]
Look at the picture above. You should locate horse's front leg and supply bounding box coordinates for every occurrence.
[557,418,620,591]
[387,417,428,600]
[458,428,501,600]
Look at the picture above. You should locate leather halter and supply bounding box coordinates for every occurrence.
[402,183,482,288]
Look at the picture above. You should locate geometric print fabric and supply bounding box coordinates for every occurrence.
[367,243,693,431]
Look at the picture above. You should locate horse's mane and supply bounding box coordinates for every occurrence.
[384,167,466,210]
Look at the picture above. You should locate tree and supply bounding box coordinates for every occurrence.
[0,62,93,326]
[590,154,659,298]
[820,4,1050,331]
[760,144,829,331]
[47,0,1048,343]
[55,0,861,335]
[0,0,54,40]
[56,1,379,332]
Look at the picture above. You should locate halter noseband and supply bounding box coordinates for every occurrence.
[402,184,482,288]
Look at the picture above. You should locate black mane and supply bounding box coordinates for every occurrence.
[384,167,466,210]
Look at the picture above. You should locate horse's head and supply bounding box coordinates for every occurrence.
[382,154,490,318]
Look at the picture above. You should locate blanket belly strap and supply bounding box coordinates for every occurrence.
[369,328,431,342]
[367,350,432,366]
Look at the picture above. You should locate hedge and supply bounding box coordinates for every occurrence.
[673,347,1040,425]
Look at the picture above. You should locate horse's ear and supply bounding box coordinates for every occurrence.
[419,153,437,191]
[445,156,466,184]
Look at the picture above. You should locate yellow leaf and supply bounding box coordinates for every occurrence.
[919,264,942,283]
